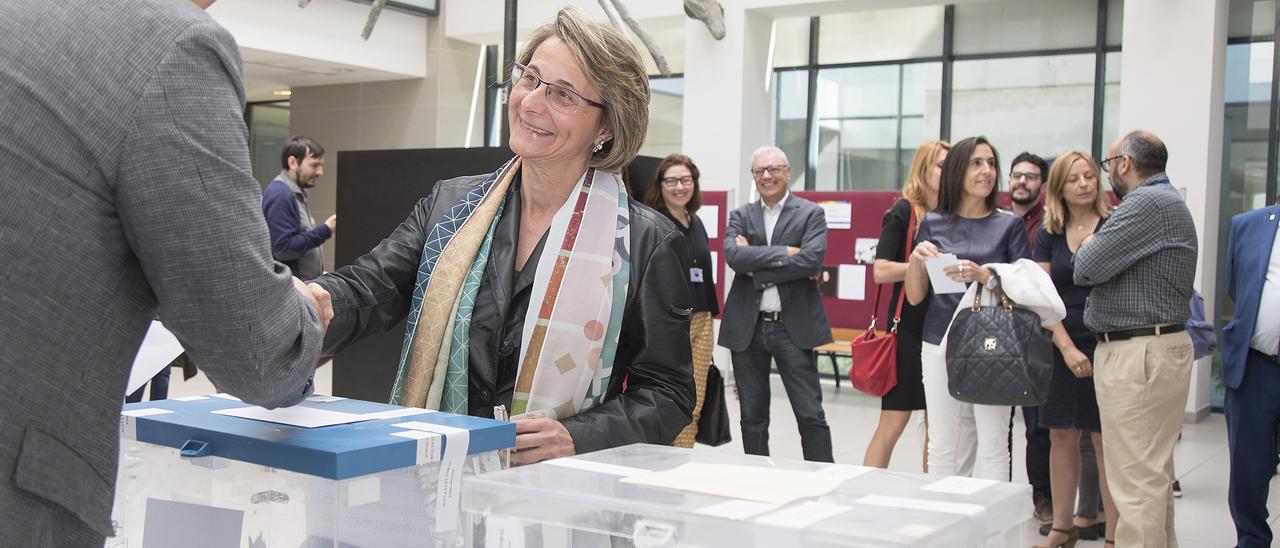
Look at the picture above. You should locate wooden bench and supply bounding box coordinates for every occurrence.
[813,328,864,390]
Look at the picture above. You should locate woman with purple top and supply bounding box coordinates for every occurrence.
[904,136,1032,480]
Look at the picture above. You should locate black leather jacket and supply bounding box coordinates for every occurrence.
[315,171,695,452]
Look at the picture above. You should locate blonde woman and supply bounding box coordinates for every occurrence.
[863,141,949,469]
[1032,150,1117,547]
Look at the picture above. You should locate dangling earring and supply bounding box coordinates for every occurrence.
[592,141,604,153]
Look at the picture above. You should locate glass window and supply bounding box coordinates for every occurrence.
[639,77,684,159]
[954,0,1097,56]
[246,102,290,188]
[1223,42,1274,219]
[1229,0,1276,39]
[1105,0,1125,47]
[1101,52,1122,190]
[774,69,809,188]
[817,6,944,65]
[951,54,1096,175]
[810,62,941,190]
[1217,40,1275,407]
[772,17,811,69]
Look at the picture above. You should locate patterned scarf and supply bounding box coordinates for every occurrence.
[390,158,631,421]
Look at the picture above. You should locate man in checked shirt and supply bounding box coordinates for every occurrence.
[1074,130,1198,548]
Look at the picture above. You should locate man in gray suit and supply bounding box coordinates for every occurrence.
[719,145,834,462]
[0,1,332,545]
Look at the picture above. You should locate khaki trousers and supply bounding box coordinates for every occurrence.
[673,311,714,448]
[1094,330,1193,548]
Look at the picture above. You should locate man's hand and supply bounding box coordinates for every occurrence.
[293,277,333,332]
[512,418,575,466]
[324,214,337,232]
[787,246,801,256]
[735,234,749,247]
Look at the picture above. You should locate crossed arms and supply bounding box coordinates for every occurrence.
[722,205,826,289]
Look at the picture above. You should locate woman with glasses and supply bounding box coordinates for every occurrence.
[644,153,719,448]
[1033,150,1117,548]
[905,136,1032,480]
[310,7,695,465]
[863,140,950,469]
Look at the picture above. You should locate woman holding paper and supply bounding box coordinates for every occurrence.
[904,136,1031,480]
[644,153,718,448]
[1032,151,1117,548]
[312,8,695,465]
[863,140,949,469]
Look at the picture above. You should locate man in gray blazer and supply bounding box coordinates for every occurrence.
[719,146,834,462]
[0,1,332,545]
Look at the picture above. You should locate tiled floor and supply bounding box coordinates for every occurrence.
[164,364,1270,548]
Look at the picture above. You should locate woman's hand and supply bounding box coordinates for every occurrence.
[910,240,940,265]
[943,259,991,285]
[512,418,576,466]
[1063,346,1093,378]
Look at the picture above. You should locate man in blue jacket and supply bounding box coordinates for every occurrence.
[262,135,335,280]
[1223,199,1280,548]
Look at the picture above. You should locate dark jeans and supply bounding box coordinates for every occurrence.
[731,319,833,462]
[126,366,171,403]
[1024,405,1053,502]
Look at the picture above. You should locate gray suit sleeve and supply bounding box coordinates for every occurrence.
[114,21,319,408]
[749,205,827,287]
[723,207,789,272]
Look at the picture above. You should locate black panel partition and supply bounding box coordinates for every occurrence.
[332,147,663,401]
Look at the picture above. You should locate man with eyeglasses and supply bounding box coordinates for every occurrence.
[1003,151,1054,526]
[1007,152,1049,246]
[1076,130,1198,547]
[719,145,834,463]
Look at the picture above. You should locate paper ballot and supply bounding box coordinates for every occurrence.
[619,462,848,505]
[212,406,371,428]
[126,321,186,395]
[925,254,968,294]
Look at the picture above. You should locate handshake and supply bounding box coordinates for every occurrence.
[292,277,335,331]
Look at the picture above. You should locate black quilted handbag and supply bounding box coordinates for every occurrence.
[945,285,1054,406]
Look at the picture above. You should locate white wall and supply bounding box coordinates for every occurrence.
[1118,0,1229,421]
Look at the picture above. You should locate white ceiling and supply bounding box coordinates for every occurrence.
[209,0,429,103]
[240,47,421,103]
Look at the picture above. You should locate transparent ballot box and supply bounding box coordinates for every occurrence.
[108,395,514,548]
[462,444,1036,548]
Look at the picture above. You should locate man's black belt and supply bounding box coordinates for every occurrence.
[1096,323,1185,343]
[1251,348,1280,364]
[759,311,781,322]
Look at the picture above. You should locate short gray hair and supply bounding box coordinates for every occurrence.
[1119,130,1168,177]
[751,145,788,165]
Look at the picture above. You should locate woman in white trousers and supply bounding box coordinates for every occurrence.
[905,136,1033,480]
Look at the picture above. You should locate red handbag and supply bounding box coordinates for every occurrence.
[849,210,914,397]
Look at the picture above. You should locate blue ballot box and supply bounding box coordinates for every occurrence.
[108,394,514,548]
